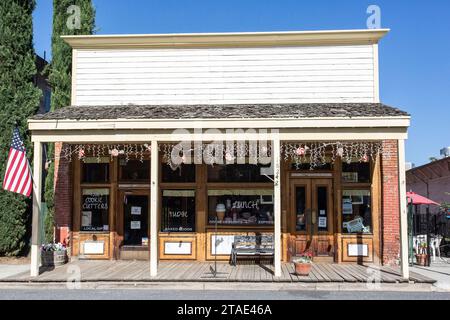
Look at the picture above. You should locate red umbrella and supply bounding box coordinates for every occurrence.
[406,192,439,205]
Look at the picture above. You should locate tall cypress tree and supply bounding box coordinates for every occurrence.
[44,0,95,242]
[0,0,41,255]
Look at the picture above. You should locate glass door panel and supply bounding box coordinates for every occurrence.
[295,186,307,231]
[123,194,149,246]
[316,186,328,232]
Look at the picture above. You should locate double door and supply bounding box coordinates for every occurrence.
[289,178,334,258]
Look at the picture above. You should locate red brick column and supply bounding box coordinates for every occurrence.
[53,142,72,245]
[381,140,400,265]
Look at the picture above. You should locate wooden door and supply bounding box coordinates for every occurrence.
[289,179,334,259]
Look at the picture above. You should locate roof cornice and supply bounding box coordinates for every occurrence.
[62,29,390,49]
[28,116,410,131]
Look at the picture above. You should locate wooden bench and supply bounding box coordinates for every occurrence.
[230,235,274,266]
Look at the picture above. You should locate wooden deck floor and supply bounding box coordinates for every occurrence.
[2,260,435,283]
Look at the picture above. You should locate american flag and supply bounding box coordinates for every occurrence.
[2,127,32,197]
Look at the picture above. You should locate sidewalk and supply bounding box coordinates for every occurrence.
[411,258,450,291]
[0,265,29,280]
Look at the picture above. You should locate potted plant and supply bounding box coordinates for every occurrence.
[415,242,428,266]
[41,243,68,267]
[292,251,313,276]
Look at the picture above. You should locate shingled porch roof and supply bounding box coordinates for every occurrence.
[32,103,408,121]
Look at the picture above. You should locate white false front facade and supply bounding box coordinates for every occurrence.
[73,44,379,105]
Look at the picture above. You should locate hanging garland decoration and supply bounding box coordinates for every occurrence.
[56,143,153,164]
[161,142,273,171]
[282,141,387,170]
[49,141,389,172]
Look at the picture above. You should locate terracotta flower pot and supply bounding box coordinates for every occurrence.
[294,262,312,276]
[415,254,428,266]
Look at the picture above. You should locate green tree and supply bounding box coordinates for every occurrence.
[44,0,95,242]
[0,0,41,255]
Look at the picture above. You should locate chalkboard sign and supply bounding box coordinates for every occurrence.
[81,188,110,232]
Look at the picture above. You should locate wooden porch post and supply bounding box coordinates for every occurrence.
[273,137,282,277]
[30,141,43,277]
[150,140,159,277]
[398,139,410,280]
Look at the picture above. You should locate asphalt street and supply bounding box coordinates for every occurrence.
[0,289,449,300]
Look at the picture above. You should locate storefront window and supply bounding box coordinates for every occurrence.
[161,190,196,232]
[207,164,272,183]
[342,161,371,183]
[82,157,110,183]
[119,158,150,182]
[342,189,372,234]
[81,188,110,232]
[208,189,274,225]
[161,163,196,183]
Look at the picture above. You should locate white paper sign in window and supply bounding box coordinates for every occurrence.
[131,206,141,215]
[318,217,327,228]
[130,221,141,230]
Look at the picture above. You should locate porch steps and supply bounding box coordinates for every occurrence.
[119,246,149,261]
[312,256,334,264]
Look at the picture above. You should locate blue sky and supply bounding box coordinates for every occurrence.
[33,0,450,166]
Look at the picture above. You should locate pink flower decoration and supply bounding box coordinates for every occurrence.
[295,147,306,156]
[78,149,85,158]
[110,148,119,157]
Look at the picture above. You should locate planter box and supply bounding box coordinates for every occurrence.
[41,250,68,267]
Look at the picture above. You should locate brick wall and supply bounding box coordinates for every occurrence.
[381,140,400,265]
[53,142,72,245]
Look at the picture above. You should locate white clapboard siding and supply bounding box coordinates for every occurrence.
[74,45,376,105]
